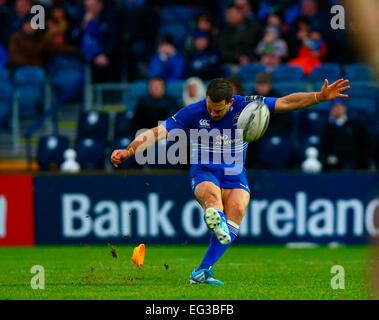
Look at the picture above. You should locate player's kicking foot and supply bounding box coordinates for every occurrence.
[189,268,224,285]
[205,208,231,245]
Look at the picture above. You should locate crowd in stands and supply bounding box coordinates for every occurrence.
[0,0,378,172]
[0,0,358,82]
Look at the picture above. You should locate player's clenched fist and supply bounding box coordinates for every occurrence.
[110,149,130,167]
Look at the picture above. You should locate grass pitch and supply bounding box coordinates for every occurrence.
[0,245,374,300]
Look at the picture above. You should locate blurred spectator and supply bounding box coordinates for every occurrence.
[227,76,245,95]
[10,0,33,34]
[187,30,223,81]
[133,78,177,130]
[256,26,288,71]
[234,0,254,21]
[287,16,310,59]
[148,36,184,82]
[8,13,77,69]
[79,0,120,82]
[219,5,263,65]
[189,14,219,49]
[266,12,285,35]
[251,72,293,135]
[46,6,70,45]
[298,0,330,36]
[319,99,372,171]
[288,28,327,75]
[183,77,206,107]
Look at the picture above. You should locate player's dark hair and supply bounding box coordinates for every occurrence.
[206,79,233,103]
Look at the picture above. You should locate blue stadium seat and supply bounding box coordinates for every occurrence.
[37,135,70,171]
[77,111,109,141]
[160,6,191,24]
[114,112,138,140]
[48,55,84,99]
[309,63,342,82]
[257,135,292,168]
[75,138,105,170]
[272,64,304,82]
[13,67,45,117]
[297,109,328,137]
[298,135,320,162]
[348,86,377,116]
[0,83,12,129]
[124,81,148,115]
[159,23,188,50]
[345,63,376,82]
[159,6,190,49]
[166,80,185,105]
[273,82,308,96]
[237,64,266,82]
[0,68,9,83]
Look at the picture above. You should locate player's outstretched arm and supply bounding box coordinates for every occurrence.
[110,124,168,167]
[274,79,350,113]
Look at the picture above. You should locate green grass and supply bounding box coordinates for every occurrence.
[0,245,374,300]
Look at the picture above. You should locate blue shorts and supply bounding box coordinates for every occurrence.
[190,165,250,193]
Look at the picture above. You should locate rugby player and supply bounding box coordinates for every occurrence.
[111,78,350,285]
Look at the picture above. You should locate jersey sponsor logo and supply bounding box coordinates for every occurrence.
[245,95,263,103]
[199,119,210,128]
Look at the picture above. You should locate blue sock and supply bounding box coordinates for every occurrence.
[196,212,239,271]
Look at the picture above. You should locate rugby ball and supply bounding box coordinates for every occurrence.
[237,101,270,143]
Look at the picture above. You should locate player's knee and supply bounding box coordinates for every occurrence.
[204,193,223,211]
[228,202,246,219]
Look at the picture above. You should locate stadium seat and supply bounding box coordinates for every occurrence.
[48,55,84,99]
[37,135,70,171]
[75,137,105,170]
[159,6,190,49]
[298,135,321,162]
[237,64,266,82]
[160,6,191,24]
[124,81,148,115]
[13,67,45,117]
[0,83,12,129]
[273,82,308,96]
[114,112,138,140]
[272,64,304,82]
[297,109,328,137]
[347,86,377,116]
[159,23,188,50]
[309,63,342,83]
[77,111,109,141]
[257,135,293,168]
[345,63,376,82]
[166,80,185,105]
[0,68,9,83]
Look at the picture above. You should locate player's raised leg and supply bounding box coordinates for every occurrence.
[194,181,231,245]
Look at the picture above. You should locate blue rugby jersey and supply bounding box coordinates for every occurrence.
[162,95,277,172]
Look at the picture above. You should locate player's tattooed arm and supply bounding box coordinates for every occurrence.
[110,125,168,167]
[274,79,350,113]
